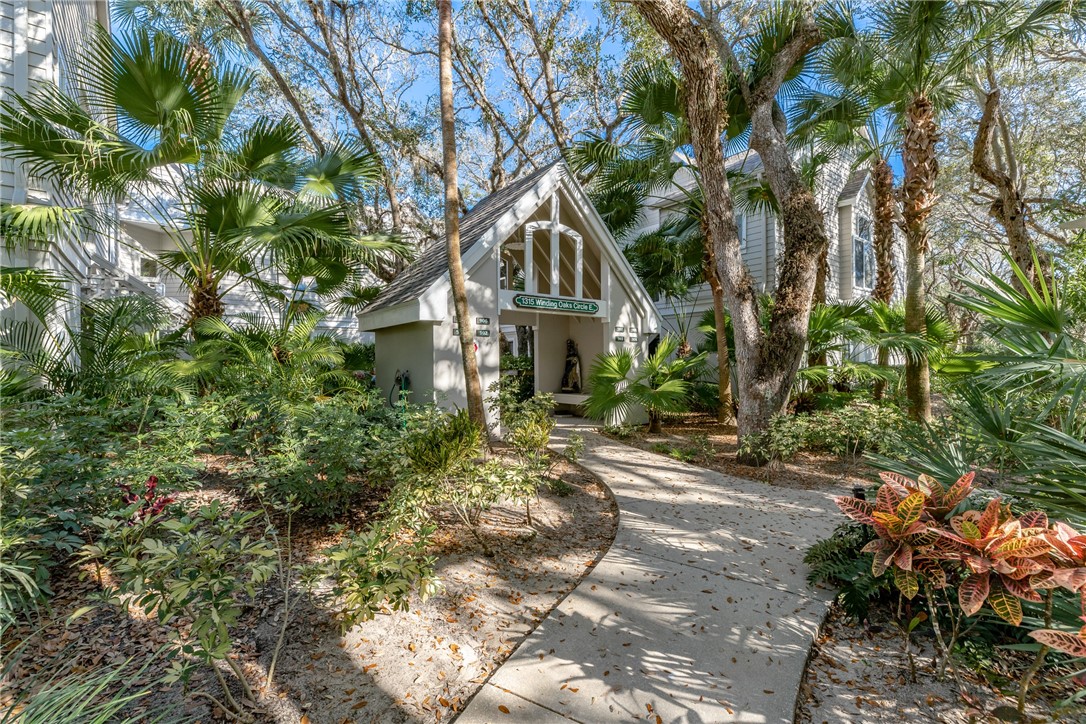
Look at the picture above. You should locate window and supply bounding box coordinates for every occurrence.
[659,203,685,227]
[853,215,874,289]
[140,257,158,278]
[737,214,747,250]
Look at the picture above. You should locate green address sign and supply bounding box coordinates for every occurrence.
[512,294,600,314]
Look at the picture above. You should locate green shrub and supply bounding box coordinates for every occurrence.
[254,394,399,517]
[311,522,440,632]
[804,520,891,621]
[82,501,277,710]
[739,413,809,463]
[339,341,376,372]
[497,354,535,405]
[742,402,910,463]
[805,403,910,458]
[601,423,638,439]
[0,394,213,621]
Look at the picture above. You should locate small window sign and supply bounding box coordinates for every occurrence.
[629,334,639,342]
[614,325,625,332]
[614,335,625,342]
[476,317,491,326]
[452,328,459,337]
[476,329,491,337]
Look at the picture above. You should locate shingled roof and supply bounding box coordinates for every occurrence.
[362,160,561,314]
[837,168,869,205]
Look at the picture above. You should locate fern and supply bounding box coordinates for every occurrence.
[805,521,892,621]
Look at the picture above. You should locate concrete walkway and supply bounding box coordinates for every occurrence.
[457,420,842,724]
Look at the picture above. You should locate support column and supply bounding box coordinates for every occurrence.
[574,234,583,298]
[524,224,535,293]
[601,257,611,304]
[550,195,560,294]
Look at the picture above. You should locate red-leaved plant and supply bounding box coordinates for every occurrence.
[836,471,975,599]
[1030,521,1086,658]
[119,475,175,524]
[834,471,1086,713]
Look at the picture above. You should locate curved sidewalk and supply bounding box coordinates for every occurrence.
[458,420,841,724]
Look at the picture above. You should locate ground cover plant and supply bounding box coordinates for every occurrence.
[1,0,1084,721]
[0,364,611,721]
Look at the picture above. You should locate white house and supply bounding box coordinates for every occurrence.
[626,150,906,344]
[358,161,662,425]
[1,0,366,340]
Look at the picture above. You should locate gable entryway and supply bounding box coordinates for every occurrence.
[358,162,661,427]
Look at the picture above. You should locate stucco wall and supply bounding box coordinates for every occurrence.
[431,251,501,422]
[374,322,435,407]
[533,314,569,395]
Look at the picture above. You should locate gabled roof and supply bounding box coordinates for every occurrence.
[363,160,561,314]
[837,169,869,206]
[358,160,661,334]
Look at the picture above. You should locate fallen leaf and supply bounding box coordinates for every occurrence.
[498,705,510,714]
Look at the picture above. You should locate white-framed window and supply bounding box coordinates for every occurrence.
[737,213,747,250]
[139,257,158,278]
[853,215,874,290]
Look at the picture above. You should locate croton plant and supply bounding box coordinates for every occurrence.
[835,471,1086,655]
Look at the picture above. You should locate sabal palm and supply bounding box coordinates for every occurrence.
[569,62,691,239]
[885,258,1086,526]
[571,62,763,418]
[857,1,1069,420]
[0,26,398,330]
[794,15,901,306]
[947,256,1085,396]
[961,259,1086,524]
[585,335,706,434]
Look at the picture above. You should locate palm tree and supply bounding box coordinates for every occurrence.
[190,310,356,399]
[1,294,185,400]
[859,1,1070,420]
[437,0,486,429]
[793,17,901,308]
[0,26,399,331]
[621,198,706,356]
[570,60,748,421]
[585,335,706,434]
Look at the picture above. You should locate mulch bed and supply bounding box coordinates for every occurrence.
[797,604,1083,723]
[3,454,617,723]
[606,412,875,492]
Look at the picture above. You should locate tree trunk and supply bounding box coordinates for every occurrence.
[707,265,734,423]
[813,245,829,305]
[438,0,486,430]
[872,158,897,305]
[188,274,224,331]
[970,87,1046,293]
[516,325,530,358]
[901,95,937,422]
[648,410,663,434]
[871,157,896,401]
[635,0,824,466]
[218,0,327,155]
